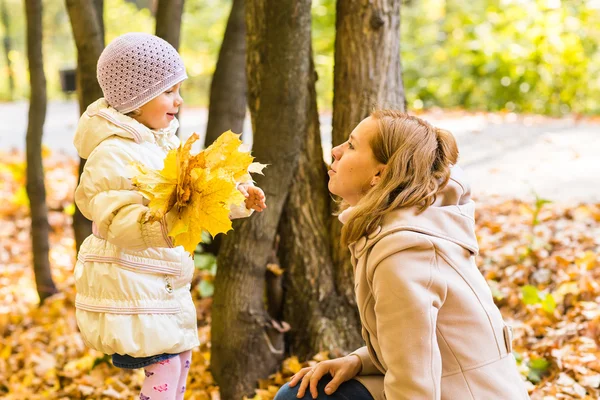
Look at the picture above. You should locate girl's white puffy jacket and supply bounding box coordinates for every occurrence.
[73,98,249,358]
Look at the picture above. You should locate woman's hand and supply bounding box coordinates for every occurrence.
[289,355,362,398]
[238,183,266,212]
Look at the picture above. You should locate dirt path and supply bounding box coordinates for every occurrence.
[1,101,598,203]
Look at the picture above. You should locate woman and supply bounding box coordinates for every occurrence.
[275,110,529,399]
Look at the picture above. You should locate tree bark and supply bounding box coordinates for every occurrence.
[278,54,363,359]
[333,0,405,143]
[24,0,58,304]
[331,0,405,307]
[94,0,105,38]
[155,0,184,49]
[65,0,104,252]
[203,0,246,256]
[204,0,246,147]
[155,0,184,135]
[211,0,313,397]
[1,0,14,100]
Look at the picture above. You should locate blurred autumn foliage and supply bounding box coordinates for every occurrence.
[2,0,600,115]
[1,148,600,399]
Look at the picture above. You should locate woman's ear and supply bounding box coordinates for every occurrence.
[370,165,386,187]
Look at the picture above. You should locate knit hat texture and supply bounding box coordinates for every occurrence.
[97,32,187,113]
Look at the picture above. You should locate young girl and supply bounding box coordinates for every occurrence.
[73,33,266,400]
[275,111,529,399]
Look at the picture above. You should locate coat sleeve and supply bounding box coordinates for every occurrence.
[369,237,445,400]
[75,143,174,251]
[349,346,383,376]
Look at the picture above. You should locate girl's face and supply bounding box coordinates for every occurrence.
[133,83,183,130]
[329,116,385,206]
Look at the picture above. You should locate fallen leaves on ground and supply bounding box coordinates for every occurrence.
[1,149,599,399]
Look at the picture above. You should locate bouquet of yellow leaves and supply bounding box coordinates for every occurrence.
[131,131,266,254]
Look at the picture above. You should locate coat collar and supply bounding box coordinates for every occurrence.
[347,167,480,259]
[74,98,179,159]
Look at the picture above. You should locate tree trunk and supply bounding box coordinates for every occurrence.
[211,0,313,397]
[333,0,405,143]
[94,0,105,38]
[65,0,104,252]
[24,0,58,304]
[203,0,246,256]
[155,0,184,135]
[331,0,405,307]
[204,0,246,147]
[1,0,14,100]
[278,54,363,358]
[155,0,184,49]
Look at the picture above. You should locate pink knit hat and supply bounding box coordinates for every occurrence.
[97,33,187,114]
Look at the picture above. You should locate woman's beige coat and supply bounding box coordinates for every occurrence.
[347,168,530,400]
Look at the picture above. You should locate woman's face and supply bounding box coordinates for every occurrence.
[328,116,385,206]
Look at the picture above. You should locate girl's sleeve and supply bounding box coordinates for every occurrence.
[75,143,174,251]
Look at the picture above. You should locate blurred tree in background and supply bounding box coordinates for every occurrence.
[24,0,57,303]
[0,0,598,115]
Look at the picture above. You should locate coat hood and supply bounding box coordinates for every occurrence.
[347,166,479,258]
[73,98,179,159]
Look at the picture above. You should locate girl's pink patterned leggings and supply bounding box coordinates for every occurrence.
[139,350,192,400]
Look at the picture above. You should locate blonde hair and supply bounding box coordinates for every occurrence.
[341,110,459,245]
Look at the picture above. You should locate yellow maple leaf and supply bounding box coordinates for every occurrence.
[204,130,255,182]
[282,356,303,374]
[170,168,245,253]
[131,150,178,222]
[132,131,261,254]
[249,162,268,175]
[177,133,203,207]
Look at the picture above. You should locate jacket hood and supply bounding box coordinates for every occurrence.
[73,98,179,159]
[348,166,479,258]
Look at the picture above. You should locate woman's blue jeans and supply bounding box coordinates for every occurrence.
[274,374,374,400]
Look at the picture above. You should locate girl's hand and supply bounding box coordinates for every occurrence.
[289,355,362,398]
[238,183,266,212]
